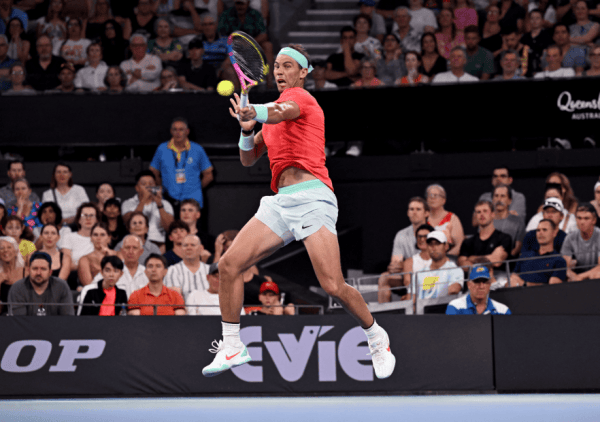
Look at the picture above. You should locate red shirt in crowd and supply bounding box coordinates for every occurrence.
[128,285,185,316]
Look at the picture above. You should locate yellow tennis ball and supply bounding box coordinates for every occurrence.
[217,80,235,96]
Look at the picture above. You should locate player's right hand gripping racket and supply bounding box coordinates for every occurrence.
[227,31,269,109]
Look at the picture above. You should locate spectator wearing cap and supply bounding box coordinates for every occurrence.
[522,197,569,253]
[431,46,479,83]
[247,280,295,315]
[458,200,511,270]
[49,62,83,93]
[149,117,214,210]
[358,0,386,42]
[25,34,66,91]
[7,251,74,316]
[304,59,337,90]
[120,33,162,92]
[446,266,511,315]
[122,170,175,251]
[510,219,566,287]
[526,192,577,235]
[408,231,464,300]
[471,274,511,313]
[80,255,128,316]
[163,234,210,301]
[178,35,218,91]
[128,254,186,315]
[186,262,247,315]
[561,203,600,282]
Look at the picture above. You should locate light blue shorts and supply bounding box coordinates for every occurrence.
[255,179,338,246]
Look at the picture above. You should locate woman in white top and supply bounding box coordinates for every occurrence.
[61,202,98,275]
[353,13,382,60]
[402,224,434,301]
[42,163,90,225]
[6,18,30,65]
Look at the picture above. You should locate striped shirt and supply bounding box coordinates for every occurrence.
[164,260,210,301]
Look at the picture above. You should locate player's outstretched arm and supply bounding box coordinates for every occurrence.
[238,101,300,125]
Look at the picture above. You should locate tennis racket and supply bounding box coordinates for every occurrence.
[227,31,269,109]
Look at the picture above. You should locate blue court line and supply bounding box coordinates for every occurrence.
[1,395,600,422]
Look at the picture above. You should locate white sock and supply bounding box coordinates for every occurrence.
[363,320,381,340]
[222,321,242,346]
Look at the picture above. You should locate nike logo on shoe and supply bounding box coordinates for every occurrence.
[226,352,241,360]
[302,225,312,229]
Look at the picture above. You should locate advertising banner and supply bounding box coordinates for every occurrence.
[0,315,493,397]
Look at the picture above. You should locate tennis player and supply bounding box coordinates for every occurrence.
[202,45,396,379]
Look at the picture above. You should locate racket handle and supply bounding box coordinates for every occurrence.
[240,92,248,109]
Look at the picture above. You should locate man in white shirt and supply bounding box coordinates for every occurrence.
[74,42,108,91]
[79,235,149,314]
[187,262,247,315]
[410,231,464,300]
[164,234,209,300]
[122,170,174,250]
[120,33,162,92]
[534,44,576,79]
[432,47,480,84]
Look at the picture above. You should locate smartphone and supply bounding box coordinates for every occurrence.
[147,186,160,195]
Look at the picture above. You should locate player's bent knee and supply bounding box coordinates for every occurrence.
[217,254,242,281]
[321,279,345,298]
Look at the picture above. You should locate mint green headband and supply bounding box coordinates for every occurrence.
[277,47,314,73]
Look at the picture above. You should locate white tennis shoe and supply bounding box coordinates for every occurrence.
[368,328,396,379]
[202,339,252,377]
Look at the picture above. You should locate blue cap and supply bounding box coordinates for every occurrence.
[469,266,490,281]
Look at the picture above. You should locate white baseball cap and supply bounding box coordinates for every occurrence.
[426,231,447,244]
[543,197,564,213]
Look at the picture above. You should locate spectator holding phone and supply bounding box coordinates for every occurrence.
[122,170,174,253]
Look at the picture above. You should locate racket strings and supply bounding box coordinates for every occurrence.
[231,38,265,81]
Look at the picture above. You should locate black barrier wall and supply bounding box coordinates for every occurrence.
[2,314,599,397]
[0,315,493,397]
[1,79,598,147]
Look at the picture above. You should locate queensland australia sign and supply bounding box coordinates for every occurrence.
[557,91,600,120]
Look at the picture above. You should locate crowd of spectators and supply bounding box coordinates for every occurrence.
[0,116,293,316]
[2,0,599,94]
[321,0,600,89]
[0,0,272,94]
[376,166,600,315]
